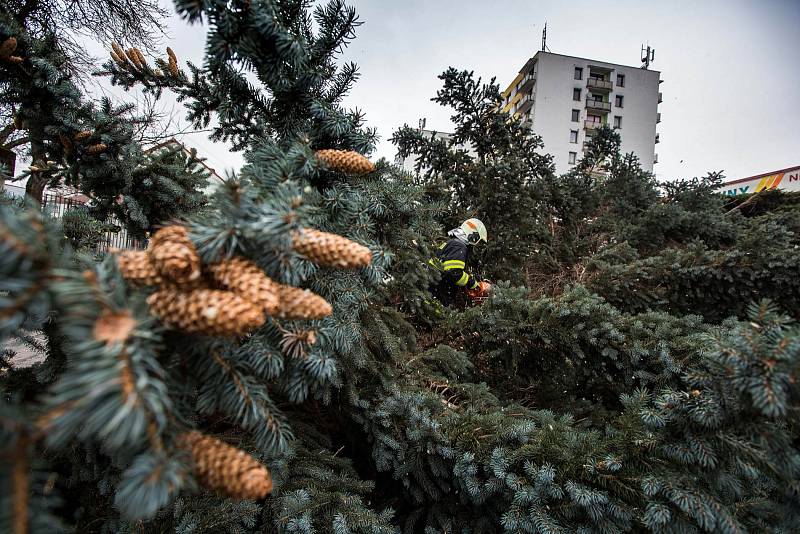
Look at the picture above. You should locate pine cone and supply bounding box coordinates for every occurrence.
[149,225,202,285]
[126,48,142,68]
[110,50,125,66]
[166,47,177,62]
[0,37,17,57]
[133,48,147,68]
[86,143,107,155]
[13,114,22,129]
[111,43,127,62]
[5,56,23,64]
[315,149,375,174]
[147,289,265,337]
[292,228,371,269]
[117,250,163,286]
[177,431,272,500]
[276,285,332,320]
[93,309,136,345]
[74,130,92,141]
[206,257,279,315]
[168,57,179,77]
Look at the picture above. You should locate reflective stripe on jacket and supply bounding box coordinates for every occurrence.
[428,238,479,290]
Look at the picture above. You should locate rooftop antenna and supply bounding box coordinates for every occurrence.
[541,22,550,52]
[641,44,655,69]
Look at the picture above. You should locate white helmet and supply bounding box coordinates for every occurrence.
[460,218,488,245]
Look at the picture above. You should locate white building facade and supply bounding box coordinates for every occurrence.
[502,52,662,174]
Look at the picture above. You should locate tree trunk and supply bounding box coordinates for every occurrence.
[26,173,47,204]
[25,129,46,204]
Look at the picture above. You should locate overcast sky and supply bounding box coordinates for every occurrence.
[83,0,799,183]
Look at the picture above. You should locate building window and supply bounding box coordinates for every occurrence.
[615,94,624,108]
[574,67,583,80]
[570,130,578,143]
[573,88,581,101]
[613,115,622,128]
[616,74,625,87]
[571,109,580,122]
[568,152,577,165]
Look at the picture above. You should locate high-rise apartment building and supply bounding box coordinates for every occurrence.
[502,51,662,173]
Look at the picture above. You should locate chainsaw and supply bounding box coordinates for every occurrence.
[465,280,492,305]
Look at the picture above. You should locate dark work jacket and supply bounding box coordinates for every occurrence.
[428,237,479,291]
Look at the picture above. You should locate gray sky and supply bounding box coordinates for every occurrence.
[84,0,799,183]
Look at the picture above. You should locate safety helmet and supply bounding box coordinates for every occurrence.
[460,218,488,245]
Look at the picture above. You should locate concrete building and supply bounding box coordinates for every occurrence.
[501,51,662,174]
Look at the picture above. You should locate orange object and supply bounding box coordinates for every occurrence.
[466,280,492,304]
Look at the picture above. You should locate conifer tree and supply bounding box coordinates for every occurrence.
[392,68,553,284]
[0,8,207,228]
[1,0,428,531]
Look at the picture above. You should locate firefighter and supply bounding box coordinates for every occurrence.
[428,218,492,306]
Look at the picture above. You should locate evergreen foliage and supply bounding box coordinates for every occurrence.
[392,69,553,284]
[0,8,208,233]
[1,0,798,533]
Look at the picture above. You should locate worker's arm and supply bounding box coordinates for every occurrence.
[439,241,480,290]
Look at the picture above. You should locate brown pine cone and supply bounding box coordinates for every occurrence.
[206,257,279,315]
[277,285,332,320]
[168,57,179,77]
[147,289,265,337]
[292,228,371,269]
[110,50,125,66]
[149,225,202,285]
[315,149,375,174]
[117,250,163,286]
[86,143,108,155]
[133,48,147,68]
[73,130,92,141]
[5,56,23,64]
[177,431,272,500]
[0,37,17,57]
[125,48,142,68]
[111,43,127,62]
[166,47,177,62]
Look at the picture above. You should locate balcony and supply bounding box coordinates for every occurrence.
[585,98,611,112]
[584,120,603,132]
[519,115,534,129]
[657,112,661,123]
[655,133,660,144]
[654,153,659,164]
[586,78,613,92]
[516,94,534,115]
[658,92,663,103]
[517,73,536,94]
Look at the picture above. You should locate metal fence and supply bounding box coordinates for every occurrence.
[41,193,146,253]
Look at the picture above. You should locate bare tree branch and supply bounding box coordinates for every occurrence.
[0,123,16,145]
[6,136,30,149]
